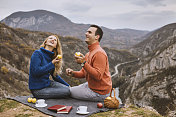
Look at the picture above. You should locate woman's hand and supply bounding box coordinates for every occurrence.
[52,56,61,64]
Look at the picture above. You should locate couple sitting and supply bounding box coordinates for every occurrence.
[29,25,112,102]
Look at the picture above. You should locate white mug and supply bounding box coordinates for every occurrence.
[35,99,47,107]
[77,106,88,112]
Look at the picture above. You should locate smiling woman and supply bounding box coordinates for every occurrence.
[40,35,63,76]
[28,35,70,99]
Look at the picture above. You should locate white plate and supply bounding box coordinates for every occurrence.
[35,104,47,107]
[76,111,89,115]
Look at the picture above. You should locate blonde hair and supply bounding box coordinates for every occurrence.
[40,35,62,76]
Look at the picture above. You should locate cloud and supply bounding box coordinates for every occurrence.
[0,0,176,30]
[61,2,91,12]
[98,10,176,30]
[129,0,166,7]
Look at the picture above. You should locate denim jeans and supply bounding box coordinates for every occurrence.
[31,81,70,99]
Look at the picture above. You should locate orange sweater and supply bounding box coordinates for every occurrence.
[73,42,112,95]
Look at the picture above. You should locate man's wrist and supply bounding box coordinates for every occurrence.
[71,71,74,77]
[81,61,86,67]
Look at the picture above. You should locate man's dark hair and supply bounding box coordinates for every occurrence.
[90,25,103,42]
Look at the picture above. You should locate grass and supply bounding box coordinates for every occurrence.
[0,99,19,112]
[0,99,49,117]
[15,113,33,117]
[90,104,163,117]
[132,110,146,116]
[129,105,162,117]
[22,108,38,112]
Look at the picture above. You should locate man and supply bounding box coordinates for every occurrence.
[66,25,112,101]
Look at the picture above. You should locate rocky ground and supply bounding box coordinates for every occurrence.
[0,99,162,117]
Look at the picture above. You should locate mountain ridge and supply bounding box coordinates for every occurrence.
[130,23,176,58]
[116,22,176,117]
[1,9,149,50]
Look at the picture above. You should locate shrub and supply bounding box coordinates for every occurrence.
[1,66,9,74]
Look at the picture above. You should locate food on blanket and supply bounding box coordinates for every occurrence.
[57,55,62,59]
[105,97,111,100]
[27,98,32,103]
[32,98,37,103]
[75,52,81,57]
[97,103,103,108]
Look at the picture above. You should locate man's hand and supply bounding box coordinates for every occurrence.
[75,53,85,64]
[66,68,73,77]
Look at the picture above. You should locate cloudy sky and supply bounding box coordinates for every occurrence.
[0,0,176,31]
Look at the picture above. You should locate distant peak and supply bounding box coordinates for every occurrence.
[4,9,71,22]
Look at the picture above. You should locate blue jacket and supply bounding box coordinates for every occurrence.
[29,47,69,90]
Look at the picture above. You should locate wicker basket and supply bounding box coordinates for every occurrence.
[104,88,119,108]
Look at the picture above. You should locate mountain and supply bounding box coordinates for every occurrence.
[115,23,176,116]
[130,23,176,58]
[0,22,137,98]
[1,10,149,50]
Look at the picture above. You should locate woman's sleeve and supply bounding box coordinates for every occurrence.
[52,74,70,86]
[30,51,55,77]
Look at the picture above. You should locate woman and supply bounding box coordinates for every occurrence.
[29,35,70,99]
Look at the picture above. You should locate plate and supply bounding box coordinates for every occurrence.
[35,104,47,107]
[76,111,89,115]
